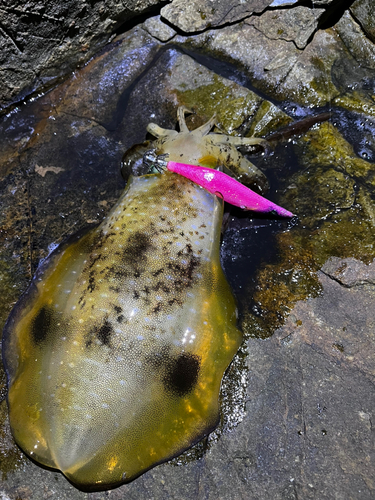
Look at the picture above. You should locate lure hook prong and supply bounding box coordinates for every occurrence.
[143,150,169,173]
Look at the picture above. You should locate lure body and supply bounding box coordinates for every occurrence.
[163,161,293,217]
[3,107,286,489]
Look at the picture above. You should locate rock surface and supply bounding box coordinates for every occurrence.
[0,2,375,499]
[351,0,375,43]
[248,6,325,50]
[160,0,273,32]
[0,0,164,112]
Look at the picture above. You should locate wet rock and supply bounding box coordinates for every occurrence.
[271,0,334,4]
[161,0,273,33]
[245,321,374,499]
[1,1,368,114]
[0,26,161,284]
[143,15,177,42]
[330,69,375,162]
[335,10,375,70]
[351,0,375,43]
[278,266,375,378]
[269,0,299,5]
[333,89,375,118]
[163,1,375,108]
[322,256,375,287]
[175,20,347,106]
[331,49,375,99]
[249,6,325,50]
[163,53,291,135]
[0,0,164,112]
[241,116,375,345]
[176,23,300,99]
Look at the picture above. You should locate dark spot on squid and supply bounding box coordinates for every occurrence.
[86,319,114,348]
[168,298,181,306]
[87,271,96,293]
[122,231,152,265]
[30,305,53,345]
[97,320,113,346]
[88,253,103,269]
[152,303,162,314]
[105,265,127,281]
[163,353,201,397]
[153,281,170,293]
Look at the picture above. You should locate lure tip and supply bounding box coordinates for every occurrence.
[274,208,295,218]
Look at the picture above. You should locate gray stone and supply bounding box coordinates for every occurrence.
[0,0,164,112]
[351,0,375,43]
[0,25,161,278]
[175,23,299,97]
[143,15,177,42]
[271,0,332,3]
[322,257,375,287]
[161,0,273,32]
[270,0,299,6]
[249,6,325,49]
[335,10,375,70]
[175,20,344,106]
[275,27,344,105]
[249,284,375,498]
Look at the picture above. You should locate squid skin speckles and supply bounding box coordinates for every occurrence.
[2,107,268,489]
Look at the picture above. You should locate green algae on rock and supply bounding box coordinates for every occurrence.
[169,55,292,137]
[242,120,375,340]
[242,231,323,339]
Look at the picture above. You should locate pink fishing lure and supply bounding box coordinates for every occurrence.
[166,161,294,218]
